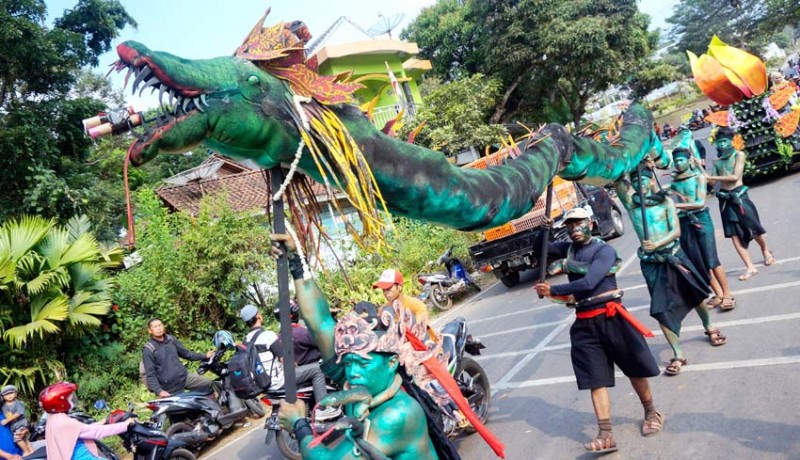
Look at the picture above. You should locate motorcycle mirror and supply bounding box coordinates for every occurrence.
[93,400,108,411]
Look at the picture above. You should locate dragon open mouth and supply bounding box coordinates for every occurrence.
[110,42,213,164]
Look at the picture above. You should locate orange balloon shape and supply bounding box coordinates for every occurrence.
[688,51,745,105]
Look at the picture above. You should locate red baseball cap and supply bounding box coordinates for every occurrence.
[373,269,403,289]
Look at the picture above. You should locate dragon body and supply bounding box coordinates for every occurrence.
[114,31,664,233]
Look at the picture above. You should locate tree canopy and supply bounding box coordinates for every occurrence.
[666,0,800,55]
[403,0,655,124]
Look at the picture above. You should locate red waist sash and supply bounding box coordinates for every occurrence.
[575,301,654,337]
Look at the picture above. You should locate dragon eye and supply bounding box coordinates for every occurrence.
[247,75,260,86]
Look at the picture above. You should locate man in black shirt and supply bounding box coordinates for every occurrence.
[142,318,214,397]
[534,207,662,454]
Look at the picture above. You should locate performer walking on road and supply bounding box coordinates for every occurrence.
[534,207,663,454]
[706,128,775,281]
[615,164,727,377]
[668,147,735,310]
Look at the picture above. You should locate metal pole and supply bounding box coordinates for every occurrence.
[635,163,650,241]
[270,167,297,403]
[538,182,555,298]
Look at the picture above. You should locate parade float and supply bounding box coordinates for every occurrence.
[689,36,800,178]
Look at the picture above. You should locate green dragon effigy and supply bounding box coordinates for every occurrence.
[108,10,664,245]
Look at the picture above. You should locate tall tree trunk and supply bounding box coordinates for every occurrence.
[490,73,526,124]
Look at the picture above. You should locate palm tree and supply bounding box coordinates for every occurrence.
[0,215,122,391]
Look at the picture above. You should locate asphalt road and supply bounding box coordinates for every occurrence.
[202,137,800,459]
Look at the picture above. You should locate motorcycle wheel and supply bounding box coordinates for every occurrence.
[459,356,491,433]
[276,428,302,460]
[429,284,454,310]
[96,441,120,460]
[244,398,267,418]
[168,448,197,460]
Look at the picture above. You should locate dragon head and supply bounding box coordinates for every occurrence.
[115,41,301,167]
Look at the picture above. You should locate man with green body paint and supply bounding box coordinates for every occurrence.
[270,234,443,460]
[615,164,727,375]
[668,147,735,310]
[705,128,775,281]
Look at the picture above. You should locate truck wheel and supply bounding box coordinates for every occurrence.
[608,208,625,238]
[499,271,520,288]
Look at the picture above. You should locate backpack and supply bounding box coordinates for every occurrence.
[228,329,272,399]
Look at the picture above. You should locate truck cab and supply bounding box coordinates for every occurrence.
[468,183,623,288]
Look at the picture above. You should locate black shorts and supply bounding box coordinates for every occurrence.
[570,311,660,390]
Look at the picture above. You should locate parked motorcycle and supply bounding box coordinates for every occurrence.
[262,381,342,460]
[147,331,266,451]
[438,316,490,437]
[418,247,482,310]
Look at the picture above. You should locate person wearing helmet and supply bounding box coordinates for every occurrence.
[40,382,133,460]
[142,318,215,398]
[273,300,322,366]
[240,305,337,420]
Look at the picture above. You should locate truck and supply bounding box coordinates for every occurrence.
[464,151,624,288]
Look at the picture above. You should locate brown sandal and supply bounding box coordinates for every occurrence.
[705,328,727,346]
[642,411,665,437]
[707,297,722,309]
[584,435,618,453]
[719,297,736,311]
[664,357,687,376]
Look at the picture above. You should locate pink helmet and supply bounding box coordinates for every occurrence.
[39,382,78,413]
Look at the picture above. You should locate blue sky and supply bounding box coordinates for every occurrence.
[45,0,678,110]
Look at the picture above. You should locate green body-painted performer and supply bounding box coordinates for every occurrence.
[668,148,735,310]
[271,234,442,460]
[705,128,775,281]
[615,165,726,375]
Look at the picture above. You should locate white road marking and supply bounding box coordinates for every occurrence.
[491,321,570,396]
[616,251,640,275]
[494,355,800,390]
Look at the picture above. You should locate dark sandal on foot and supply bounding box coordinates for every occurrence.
[584,435,618,453]
[642,411,665,437]
[705,328,727,346]
[707,297,722,309]
[664,358,687,376]
[720,297,736,311]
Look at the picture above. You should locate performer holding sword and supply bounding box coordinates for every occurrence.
[534,206,663,454]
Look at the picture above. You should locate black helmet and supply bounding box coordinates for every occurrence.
[273,299,299,323]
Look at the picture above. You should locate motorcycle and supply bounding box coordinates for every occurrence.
[147,333,266,451]
[418,247,481,310]
[262,380,342,460]
[24,402,197,460]
[437,316,490,437]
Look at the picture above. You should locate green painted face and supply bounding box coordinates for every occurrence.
[565,218,592,244]
[673,156,690,173]
[342,352,399,397]
[714,137,732,153]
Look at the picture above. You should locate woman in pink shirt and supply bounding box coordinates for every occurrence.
[39,382,132,460]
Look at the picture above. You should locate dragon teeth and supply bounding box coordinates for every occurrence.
[193,97,204,113]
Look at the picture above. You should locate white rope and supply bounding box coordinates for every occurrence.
[272,95,313,202]
[285,220,312,281]
[272,138,304,202]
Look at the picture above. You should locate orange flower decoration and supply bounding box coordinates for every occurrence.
[688,36,767,105]
[775,110,800,138]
